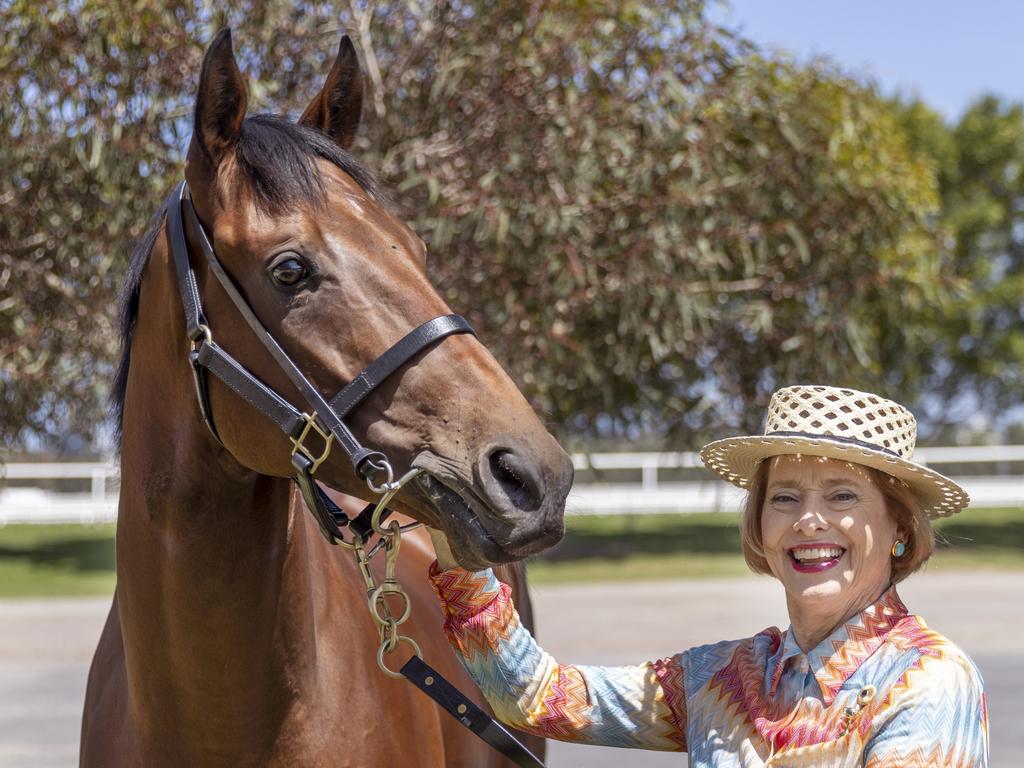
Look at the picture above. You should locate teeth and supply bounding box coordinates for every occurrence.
[792,547,844,562]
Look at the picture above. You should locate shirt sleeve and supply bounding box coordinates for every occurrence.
[863,650,989,767]
[430,563,687,751]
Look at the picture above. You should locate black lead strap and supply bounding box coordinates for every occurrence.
[401,656,546,768]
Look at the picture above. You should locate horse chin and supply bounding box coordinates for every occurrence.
[413,472,521,570]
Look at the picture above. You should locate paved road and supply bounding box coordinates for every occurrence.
[1,572,1018,766]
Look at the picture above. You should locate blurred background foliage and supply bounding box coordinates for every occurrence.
[1,0,1021,452]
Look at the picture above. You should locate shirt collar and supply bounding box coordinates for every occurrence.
[778,630,805,668]
[771,585,909,705]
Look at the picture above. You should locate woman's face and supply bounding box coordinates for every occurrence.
[761,455,899,616]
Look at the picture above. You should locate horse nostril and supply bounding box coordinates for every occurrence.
[487,449,542,512]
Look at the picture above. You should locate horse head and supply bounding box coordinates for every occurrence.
[178,30,572,569]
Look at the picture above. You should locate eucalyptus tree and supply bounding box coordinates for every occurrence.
[1,0,952,449]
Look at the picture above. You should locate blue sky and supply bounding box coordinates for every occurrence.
[712,0,1024,121]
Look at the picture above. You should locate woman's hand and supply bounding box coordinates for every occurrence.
[427,526,461,571]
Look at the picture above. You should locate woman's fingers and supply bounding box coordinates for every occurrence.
[427,526,460,571]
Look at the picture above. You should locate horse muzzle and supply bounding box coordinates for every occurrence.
[412,446,571,569]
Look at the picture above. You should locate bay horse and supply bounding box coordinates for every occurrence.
[80,30,572,767]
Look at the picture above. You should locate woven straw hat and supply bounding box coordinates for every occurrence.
[700,385,969,518]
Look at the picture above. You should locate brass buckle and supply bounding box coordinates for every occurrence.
[290,413,334,474]
[189,323,212,352]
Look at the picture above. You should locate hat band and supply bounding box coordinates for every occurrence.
[765,431,902,460]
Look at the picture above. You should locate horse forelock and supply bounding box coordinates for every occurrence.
[110,114,386,450]
[233,115,387,216]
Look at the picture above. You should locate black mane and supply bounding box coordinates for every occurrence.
[110,116,383,447]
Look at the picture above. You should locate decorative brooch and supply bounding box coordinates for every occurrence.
[838,685,876,734]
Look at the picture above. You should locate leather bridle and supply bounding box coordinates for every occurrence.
[164,181,545,768]
[166,180,473,543]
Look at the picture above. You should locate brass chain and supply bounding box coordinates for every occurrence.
[349,469,425,679]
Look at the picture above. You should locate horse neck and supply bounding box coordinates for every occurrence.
[115,226,347,750]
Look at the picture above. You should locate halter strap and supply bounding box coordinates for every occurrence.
[179,182,381,472]
[165,180,476,534]
[329,314,474,418]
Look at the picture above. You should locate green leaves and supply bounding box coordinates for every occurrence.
[0,0,1010,451]
[894,95,1024,428]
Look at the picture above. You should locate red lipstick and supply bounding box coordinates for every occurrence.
[788,543,846,573]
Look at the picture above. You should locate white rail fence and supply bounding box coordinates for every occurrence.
[2,447,1023,524]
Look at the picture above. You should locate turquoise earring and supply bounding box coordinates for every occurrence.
[891,540,906,558]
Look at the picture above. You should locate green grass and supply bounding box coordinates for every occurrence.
[526,512,745,584]
[0,523,117,598]
[1,507,1022,596]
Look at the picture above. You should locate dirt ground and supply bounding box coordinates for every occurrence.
[0,571,1017,767]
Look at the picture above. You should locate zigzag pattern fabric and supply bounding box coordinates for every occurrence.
[431,566,988,766]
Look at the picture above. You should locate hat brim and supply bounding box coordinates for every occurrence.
[700,434,968,519]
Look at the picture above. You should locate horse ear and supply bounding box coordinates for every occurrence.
[193,28,248,167]
[298,35,364,150]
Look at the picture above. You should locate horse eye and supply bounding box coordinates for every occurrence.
[270,257,308,287]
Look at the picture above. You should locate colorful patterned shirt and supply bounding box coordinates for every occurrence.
[430,565,988,767]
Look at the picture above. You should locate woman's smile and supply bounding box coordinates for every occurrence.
[788,542,847,572]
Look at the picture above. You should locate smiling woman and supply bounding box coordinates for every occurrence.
[428,385,989,766]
